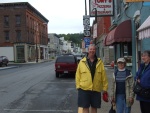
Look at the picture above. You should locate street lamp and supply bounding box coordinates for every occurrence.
[35,23,38,63]
[36,37,38,63]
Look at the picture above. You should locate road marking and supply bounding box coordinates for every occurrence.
[4,109,73,112]
[43,82,75,84]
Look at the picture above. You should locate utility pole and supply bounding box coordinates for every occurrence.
[85,0,87,15]
[36,35,38,63]
[35,23,38,63]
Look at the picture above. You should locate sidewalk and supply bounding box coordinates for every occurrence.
[0,59,54,70]
[78,67,141,113]
[9,59,54,65]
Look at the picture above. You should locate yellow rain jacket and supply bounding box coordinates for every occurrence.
[75,57,108,92]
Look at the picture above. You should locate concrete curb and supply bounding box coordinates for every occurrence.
[0,66,19,70]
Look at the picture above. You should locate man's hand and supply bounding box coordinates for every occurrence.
[129,98,134,104]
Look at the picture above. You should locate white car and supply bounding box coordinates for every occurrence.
[74,54,85,63]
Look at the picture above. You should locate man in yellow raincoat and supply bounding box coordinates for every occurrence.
[75,44,108,113]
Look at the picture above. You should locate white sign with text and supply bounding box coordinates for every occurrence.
[89,0,114,17]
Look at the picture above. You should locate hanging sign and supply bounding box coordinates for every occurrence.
[89,0,114,17]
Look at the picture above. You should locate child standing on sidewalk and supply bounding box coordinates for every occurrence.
[110,58,134,113]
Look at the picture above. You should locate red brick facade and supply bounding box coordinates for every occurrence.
[97,17,111,40]
[0,2,49,62]
[0,2,48,47]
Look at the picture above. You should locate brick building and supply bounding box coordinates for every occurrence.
[0,2,49,62]
[91,17,114,64]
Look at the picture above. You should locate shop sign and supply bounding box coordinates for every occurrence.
[93,23,97,38]
[89,0,114,17]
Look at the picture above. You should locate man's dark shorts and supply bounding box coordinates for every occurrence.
[78,89,101,108]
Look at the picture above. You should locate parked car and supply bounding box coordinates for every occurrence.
[74,54,82,63]
[0,56,9,67]
[55,54,78,78]
[74,53,86,63]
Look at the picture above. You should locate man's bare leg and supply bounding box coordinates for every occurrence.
[91,107,97,113]
[83,108,89,113]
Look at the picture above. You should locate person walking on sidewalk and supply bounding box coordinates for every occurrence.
[110,58,134,113]
[134,50,150,113]
[75,44,108,113]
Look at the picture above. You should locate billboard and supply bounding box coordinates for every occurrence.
[126,0,150,2]
[89,0,114,17]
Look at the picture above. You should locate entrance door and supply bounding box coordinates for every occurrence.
[16,45,25,62]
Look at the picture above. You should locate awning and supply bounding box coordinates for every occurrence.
[104,20,132,46]
[137,16,150,40]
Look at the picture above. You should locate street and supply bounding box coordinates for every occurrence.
[0,61,140,113]
[0,61,77,113]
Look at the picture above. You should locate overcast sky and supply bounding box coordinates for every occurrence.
[1,0,94,34]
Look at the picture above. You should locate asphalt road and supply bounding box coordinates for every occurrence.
[0,62,140,113]
[0,61,78,113]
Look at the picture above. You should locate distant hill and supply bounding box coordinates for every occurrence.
[58,33,84,45]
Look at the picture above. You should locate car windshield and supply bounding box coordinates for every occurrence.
[56,56,75,63]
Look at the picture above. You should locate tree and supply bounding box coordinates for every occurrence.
[58,33,84,45]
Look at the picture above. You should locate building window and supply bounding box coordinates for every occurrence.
[4,31,9,41]
[27,31,29,42]
[16,15,21,26]
[26,15,29,27]
[4,16,9,27]
[16,30,21,41]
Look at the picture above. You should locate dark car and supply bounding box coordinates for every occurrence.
[55,55,78,78]
[0,56,9,67]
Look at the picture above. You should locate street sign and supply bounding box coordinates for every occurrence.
[84,30,91,37]
[83,15,91,37]
[83,16,90,25]
[84,37,91,48]
[84,25,90,30]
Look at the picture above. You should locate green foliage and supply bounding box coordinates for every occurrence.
[58,33,84,45]
[51,57,55,59]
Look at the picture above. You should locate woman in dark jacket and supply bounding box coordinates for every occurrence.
[135,50,150,113]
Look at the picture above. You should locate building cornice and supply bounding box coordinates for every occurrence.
[0,2,49,23]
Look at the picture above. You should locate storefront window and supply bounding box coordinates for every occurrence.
[123,42,132,56]
[123,42,132,66]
